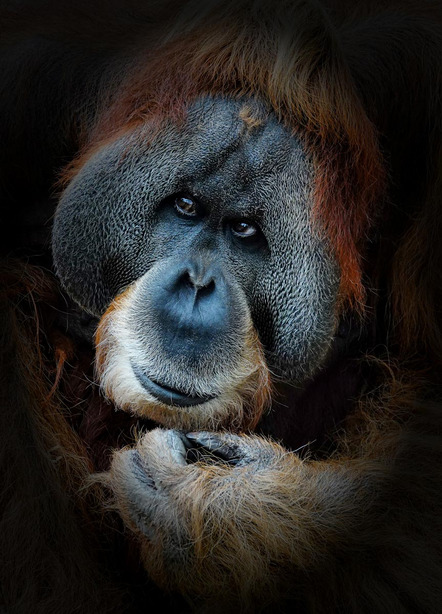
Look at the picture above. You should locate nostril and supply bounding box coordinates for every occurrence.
[197,278,215,297]
[180,268,216,295]
[180,271,194,289]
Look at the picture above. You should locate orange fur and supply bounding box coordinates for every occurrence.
[0,262,126,613]
[2,1,442,612]
[107,379,442,613]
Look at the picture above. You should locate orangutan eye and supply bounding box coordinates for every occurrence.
[174,196,198,217]
[230,220,258,238]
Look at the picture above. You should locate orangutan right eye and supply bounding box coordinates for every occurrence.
[174,196,198,217]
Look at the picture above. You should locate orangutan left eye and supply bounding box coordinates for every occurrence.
[230,220,258,238]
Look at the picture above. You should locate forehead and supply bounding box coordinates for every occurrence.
[184,97,299,172]
[185,98,308,179]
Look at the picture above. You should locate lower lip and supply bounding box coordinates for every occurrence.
[132,364,216,407]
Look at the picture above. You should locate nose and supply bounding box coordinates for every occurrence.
[177,262,216,298]
[150,259,230,356]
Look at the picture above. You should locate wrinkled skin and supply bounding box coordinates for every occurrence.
[53,97,340,387]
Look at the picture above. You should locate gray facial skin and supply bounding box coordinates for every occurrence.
[53,97,340,384]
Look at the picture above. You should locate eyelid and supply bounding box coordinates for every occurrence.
[174,195,199,217]
[231,221,257,237]
[226,218,267,248]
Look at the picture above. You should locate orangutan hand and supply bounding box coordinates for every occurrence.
[108,428,379,611]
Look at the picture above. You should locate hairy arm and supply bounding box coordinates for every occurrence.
[109,413,442,613]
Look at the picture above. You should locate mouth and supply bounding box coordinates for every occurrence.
[132,363,216,407]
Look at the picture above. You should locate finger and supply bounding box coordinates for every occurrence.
[138,428,188,468]
[186,431,243,463]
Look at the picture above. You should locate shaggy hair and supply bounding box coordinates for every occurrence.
[1,1,442,612]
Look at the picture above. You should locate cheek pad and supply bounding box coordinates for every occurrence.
[251,235,340,381]
[52,135,182,314]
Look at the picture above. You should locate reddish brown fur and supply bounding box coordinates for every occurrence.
[2,1,442,612]
[239,104,265,130]
[94,285,132,370]
[0,262,127,612]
